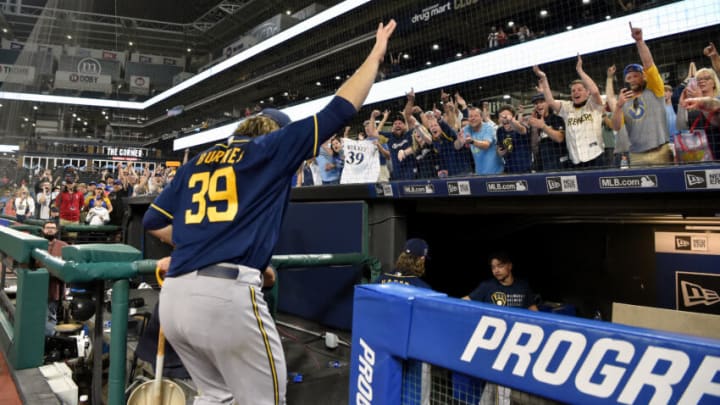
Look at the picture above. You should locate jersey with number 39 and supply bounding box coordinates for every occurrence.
[340,138,379,184]
[144,97,356,277]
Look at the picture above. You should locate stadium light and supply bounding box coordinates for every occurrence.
[174,0,720,150]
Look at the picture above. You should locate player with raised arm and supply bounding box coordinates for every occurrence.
[142,20,396,405]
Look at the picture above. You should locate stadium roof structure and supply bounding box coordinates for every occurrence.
[0,0,717,152]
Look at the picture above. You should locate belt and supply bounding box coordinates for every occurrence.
[196,264,239,279]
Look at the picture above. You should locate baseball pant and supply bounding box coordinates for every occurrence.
[160,264,286,405]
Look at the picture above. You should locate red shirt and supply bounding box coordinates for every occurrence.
[56,191,84,222]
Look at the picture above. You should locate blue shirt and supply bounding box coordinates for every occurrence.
[143,96,356,277]
[316,148,341,183]
[383,130,415,180]
[497,126,532,173]
[465,123,503,175]
[437,120,473,175]
[665,104,677,143]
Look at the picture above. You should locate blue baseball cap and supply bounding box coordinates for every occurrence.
[624,63,644,77]
[259,108,291,128]
[88,181,96,186]
[404,238,429,258]
[531,93,545,103]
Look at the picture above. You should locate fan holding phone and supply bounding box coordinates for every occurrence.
[611,22,673,167]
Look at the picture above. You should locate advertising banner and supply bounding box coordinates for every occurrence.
[54,70,112,93]
[0,64,35,84]
[129,75,150,95]
[655,232,720,315]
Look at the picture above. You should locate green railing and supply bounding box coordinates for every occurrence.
[0,222,382,405]
[0,225,155,405]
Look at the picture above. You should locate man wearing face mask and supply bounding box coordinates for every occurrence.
[40,221,68,335]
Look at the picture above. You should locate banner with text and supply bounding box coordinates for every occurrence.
[0,64,36,84]
[655,232,720,315]
[350,284,720,405]
[130,52,185,67]
[54,70,112,93]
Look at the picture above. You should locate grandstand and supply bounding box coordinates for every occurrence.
[0,1,719,404]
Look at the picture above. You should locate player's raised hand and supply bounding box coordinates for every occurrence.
[336,19,397,110]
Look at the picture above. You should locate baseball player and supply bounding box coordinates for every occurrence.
[142,20,397,405]
[376,238,432,289]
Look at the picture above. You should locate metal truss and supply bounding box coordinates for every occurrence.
[0,0,253,39]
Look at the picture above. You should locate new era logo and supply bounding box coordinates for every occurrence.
[685,171,707,189]
[675,236,691,250]
[447,181,470,196]
[681,280,720,307]
[546,176,578,193]
[546,178,562,192]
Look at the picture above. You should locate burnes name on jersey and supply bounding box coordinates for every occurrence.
[195,146,245,166]
[460,315,717,404]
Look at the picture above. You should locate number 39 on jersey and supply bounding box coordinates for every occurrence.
[185,166,239,224]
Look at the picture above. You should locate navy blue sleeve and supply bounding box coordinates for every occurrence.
[259,96,357,176]
[439,120,457,139]
[467,282,487,301]
[314,96,357,146]
[143,206,171,230]
[143,165,183,230]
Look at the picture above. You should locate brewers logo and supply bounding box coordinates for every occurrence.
[490,292,507,306]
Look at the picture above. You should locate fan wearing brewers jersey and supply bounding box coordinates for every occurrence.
[142,20,396,405]
[376,238,432,289]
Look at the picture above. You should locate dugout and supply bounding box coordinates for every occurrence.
[127,163,720,330]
